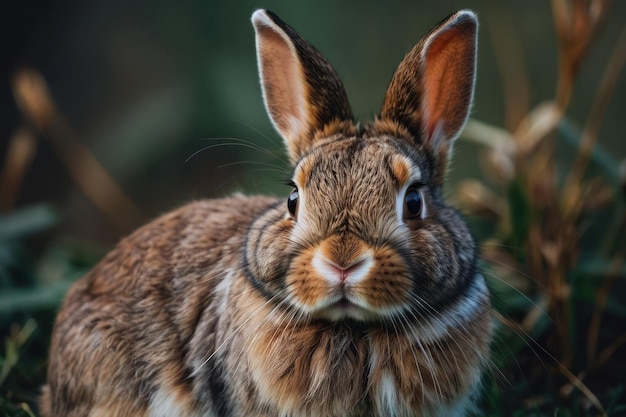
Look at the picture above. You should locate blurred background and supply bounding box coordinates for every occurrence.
[1,0,625,416]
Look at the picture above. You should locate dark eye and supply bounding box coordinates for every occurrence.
[287,188,299,218]
[403,185,423,220]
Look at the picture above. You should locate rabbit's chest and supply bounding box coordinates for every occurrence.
[237,322,475,417]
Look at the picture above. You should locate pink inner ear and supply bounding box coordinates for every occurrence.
[257,24,307,141]
[422,24,475,143]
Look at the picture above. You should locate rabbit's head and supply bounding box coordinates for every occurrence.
[246,9,481,326]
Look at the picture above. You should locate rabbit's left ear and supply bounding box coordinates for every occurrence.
[378,10,477,180]
[252,10,355,163]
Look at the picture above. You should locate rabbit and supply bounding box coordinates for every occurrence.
[41,8,492,417]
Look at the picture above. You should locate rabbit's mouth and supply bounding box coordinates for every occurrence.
[328,296,361,314]
[312,295,408,323]
[334,297,353,309]
[319,305,366,321]
[312,293,376,322]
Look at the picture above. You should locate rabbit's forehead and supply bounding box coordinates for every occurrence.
[294,139,420,190]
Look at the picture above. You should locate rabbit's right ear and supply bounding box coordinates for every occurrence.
[377,10,478,184]
[252,10,355,163]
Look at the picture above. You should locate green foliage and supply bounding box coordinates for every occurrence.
[0,205,102,416]
[506,178,532,259]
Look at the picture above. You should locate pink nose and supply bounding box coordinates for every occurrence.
[315,256,371,284]
[328,259,365,282]
[326,263,350,283]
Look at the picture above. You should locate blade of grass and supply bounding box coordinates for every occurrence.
[587,256,624,368]
[0,204,60,242]
[594,333,626,371]
[0,281,74,315]
[558,118,620,186]
[460,119,517,153]
[556,361,607,417]
[0,319,37,387]
[514,102,563,156]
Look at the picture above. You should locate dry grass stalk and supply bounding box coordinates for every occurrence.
[556,361,606,416]
[11,68,144,232]
[586,256,624,368]
[562,24,626,218]
[484,3,530,131]
[0,126,37,211]
[552,0,610,108]
[456,180,505,220]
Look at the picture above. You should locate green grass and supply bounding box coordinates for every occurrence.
[0,204,103,417]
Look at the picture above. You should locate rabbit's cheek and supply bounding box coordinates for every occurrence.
[286,247,333,309]
[409,226,460,285]
[356,246,412,311]
[244,206,295,286]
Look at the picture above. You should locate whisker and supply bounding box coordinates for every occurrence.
[198,136,280,154]
[481,255,546,289]
[482,270,551,322]
[186,141,277,163]
[217,160,288,174]
[234,120,285,153]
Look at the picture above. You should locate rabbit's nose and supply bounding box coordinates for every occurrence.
[312,250,374,285]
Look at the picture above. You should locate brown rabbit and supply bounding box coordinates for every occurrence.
[41,9,492,417]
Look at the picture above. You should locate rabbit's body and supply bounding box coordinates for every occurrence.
[44,193,490,417]
[43,9,492,417]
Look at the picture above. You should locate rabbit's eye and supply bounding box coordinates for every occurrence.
[287,188,299,218]
[403,186,424,220]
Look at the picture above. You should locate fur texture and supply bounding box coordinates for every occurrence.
[42,9,492,417]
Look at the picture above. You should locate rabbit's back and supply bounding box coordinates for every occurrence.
[41,196,279,417]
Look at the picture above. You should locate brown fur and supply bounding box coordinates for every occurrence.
[43,9,491,417]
